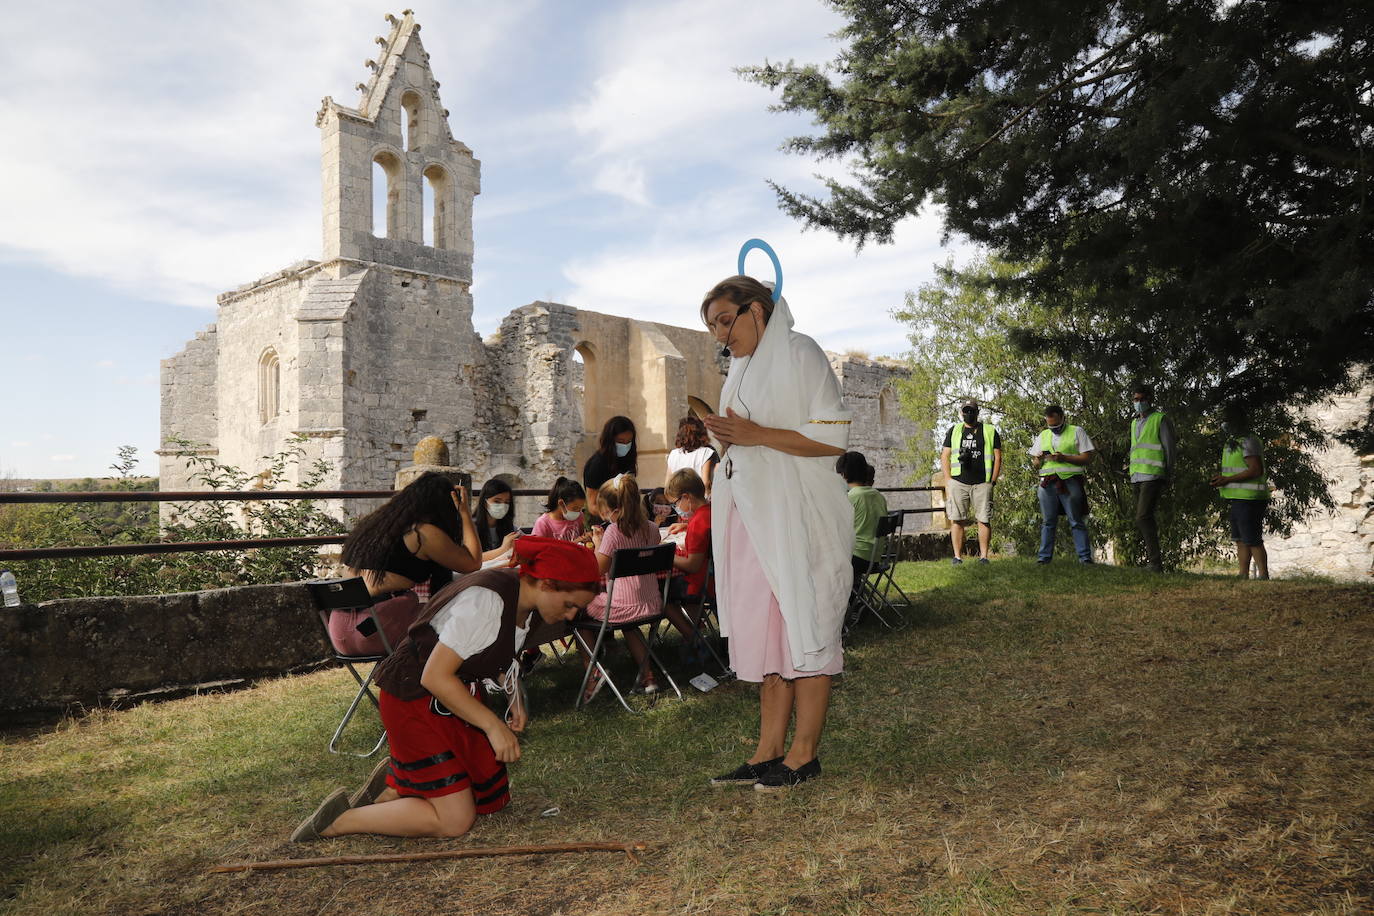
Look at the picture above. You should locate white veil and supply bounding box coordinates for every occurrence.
[711,289,855,671]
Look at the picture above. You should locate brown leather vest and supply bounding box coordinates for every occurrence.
[374,568,522,701]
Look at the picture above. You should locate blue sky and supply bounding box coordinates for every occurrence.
[0,0,962,480]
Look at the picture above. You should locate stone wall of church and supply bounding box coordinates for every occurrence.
[210,264,313,485]
[481,303,582,494]
[337,264,487,494]
[830,354,930,528]
[158,324,220,493]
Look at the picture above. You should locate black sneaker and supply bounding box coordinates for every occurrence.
[950,557,963,566]
[709,756,783,787]
[754,759,821,792]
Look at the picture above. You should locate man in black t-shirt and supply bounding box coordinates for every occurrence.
[939,399,1003,564]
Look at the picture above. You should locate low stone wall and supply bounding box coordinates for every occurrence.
[0,583,330,726]
[894,531,956,562]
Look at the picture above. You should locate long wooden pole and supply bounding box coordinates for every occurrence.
[211,841,646,874]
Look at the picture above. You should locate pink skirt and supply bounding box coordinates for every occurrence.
[722,507,842,682]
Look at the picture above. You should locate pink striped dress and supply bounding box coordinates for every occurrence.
[584,521,663,624]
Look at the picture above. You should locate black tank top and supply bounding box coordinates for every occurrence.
[383,529,451,594]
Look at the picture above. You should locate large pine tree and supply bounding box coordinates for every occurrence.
[747,0,1374,435]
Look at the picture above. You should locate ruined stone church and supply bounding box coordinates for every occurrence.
[159,11,918,515]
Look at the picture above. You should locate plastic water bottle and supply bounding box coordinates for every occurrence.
[0,570,18,607]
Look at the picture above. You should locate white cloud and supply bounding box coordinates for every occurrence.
[0,0,538,308]
[10,442,31,449]
[562,203,962,357]
[50,454,76,463]
[94,360,116,369]
[571,0,843,160]
[591,159,651,206]
[551,0,971,356]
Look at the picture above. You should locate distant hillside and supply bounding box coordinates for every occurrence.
[1,477,158,493]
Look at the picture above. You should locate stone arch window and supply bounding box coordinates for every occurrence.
[372,150,403,238]
[687,396,715,419]
[422,164,450,249]
[401,90,423,151]
[571,342,599,432]
[258,348,280,425]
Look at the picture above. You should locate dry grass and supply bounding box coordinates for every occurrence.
[2,562,1371,915]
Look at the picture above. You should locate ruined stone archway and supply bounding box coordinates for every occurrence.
[570,342,601,477]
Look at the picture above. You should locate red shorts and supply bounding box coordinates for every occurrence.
[378,689,511,814]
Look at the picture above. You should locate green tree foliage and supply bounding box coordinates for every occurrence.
[897,257,1332,569]
[745,0,1374,433]
[0,440,346,603]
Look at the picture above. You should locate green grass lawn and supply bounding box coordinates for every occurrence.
[2,560,1372,915]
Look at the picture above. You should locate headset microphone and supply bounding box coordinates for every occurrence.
[719,303,751,358]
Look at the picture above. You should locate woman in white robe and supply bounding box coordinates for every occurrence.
[700,275,854,792]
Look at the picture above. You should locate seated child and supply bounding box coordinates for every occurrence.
[664,468,712,611]
[580,475,704,698]
[531,476,590,545]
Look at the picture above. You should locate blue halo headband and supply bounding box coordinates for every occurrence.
[737,239,783,303]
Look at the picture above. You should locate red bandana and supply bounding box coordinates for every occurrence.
[513,536,600,584]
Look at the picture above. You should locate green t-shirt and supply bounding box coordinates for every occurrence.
[848,485,889,561]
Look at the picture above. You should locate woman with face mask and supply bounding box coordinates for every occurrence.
[473,478,519,562]
[583,416,638,491]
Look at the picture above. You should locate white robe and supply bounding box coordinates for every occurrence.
[710,295,855,672]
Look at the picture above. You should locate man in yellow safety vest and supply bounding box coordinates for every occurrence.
[1128,384,1176,572]
[1029,404,1096,563]
[1208,405,1270,579]
[940,398,1002,564]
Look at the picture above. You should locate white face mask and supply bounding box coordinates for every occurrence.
[486,501,510,520]
[614,441,633,458]
[562,508,583,522]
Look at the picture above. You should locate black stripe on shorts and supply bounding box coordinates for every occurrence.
[474,781,510,807]
[394,750,456,771]
[394,771,470,792]
[470,766,508,793]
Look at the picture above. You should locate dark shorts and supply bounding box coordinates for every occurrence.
[1227,499,1267,547]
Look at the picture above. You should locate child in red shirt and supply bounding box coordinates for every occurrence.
[666,468,712,602]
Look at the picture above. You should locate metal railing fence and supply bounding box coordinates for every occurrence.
[0,486,941,562]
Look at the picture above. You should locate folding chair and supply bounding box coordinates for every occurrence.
[848,512,913,630]
[572,543,682,712]
[307,577,397,757]
[667,557,733,679]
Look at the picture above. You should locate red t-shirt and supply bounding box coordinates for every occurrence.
[676,504,712,595]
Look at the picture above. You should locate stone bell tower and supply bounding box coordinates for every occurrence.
[317,9,480,276]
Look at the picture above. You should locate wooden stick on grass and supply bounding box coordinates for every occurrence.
[211,841,646,874]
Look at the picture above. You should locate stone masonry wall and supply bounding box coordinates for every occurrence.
[339,264,486,495]
[0,584,328,725]
[319,13,478,280]
[831,354,931,530]
[1267,386,1374,580]
[158,323,220,494]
